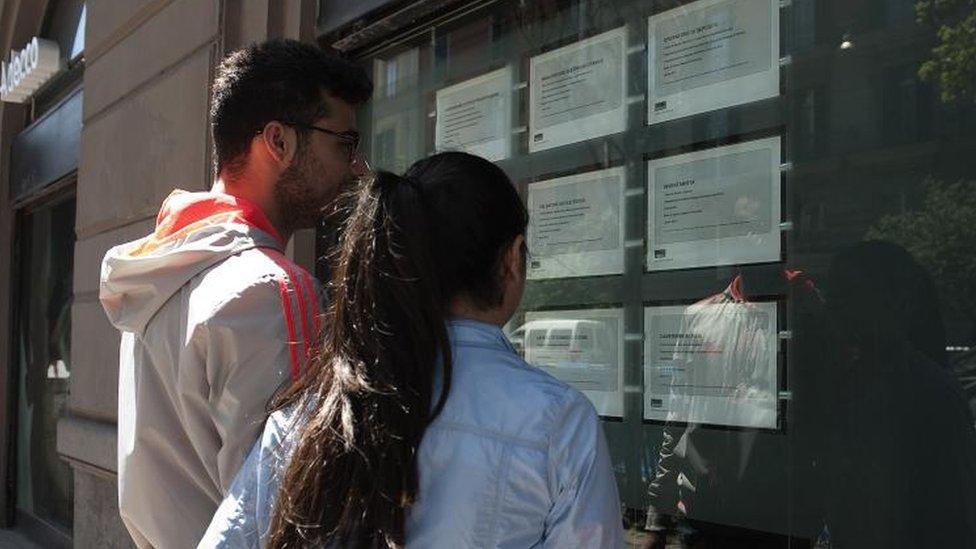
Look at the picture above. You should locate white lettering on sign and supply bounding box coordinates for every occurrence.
[1,37,61,103]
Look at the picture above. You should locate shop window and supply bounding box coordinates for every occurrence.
[13,190,76,539]
[792,87,826,160]
[346,0,976,544]
[882,64,933,145]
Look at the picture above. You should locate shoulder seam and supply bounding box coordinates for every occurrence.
[430,420,548,451]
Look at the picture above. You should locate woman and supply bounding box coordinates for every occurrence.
[200,152,623,548]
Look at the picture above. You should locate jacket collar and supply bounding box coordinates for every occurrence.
[447,319,517,354]
[143,190,284,251]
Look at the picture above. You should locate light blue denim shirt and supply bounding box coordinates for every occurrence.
[199,319,623,548]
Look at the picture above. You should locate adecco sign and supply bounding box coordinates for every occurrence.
[1,37,61,103]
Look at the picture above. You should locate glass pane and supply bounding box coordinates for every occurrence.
[42,0,86,60]
[15,193,75,530]
[352,0,976,545]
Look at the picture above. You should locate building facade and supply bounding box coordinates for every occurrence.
[0,0,974,546]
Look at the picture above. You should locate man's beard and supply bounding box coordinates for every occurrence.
[273,151,334,232]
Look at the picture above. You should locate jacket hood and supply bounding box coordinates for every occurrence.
[100,190,285,334]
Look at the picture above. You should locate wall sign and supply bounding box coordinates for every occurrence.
[644,301,778,429]
[527,166,626,279]
[647,0,779,125]
[1,37,62,103]
[435,66,513,162]
[529,27,628,152]
[647,136,782,271]
[519,307,625,418]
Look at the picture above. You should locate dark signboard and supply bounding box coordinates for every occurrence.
[10,87,82,203]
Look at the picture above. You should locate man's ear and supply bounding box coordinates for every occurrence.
[257,121,297,166]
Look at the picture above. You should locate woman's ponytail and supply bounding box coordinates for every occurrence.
[267,171,451,548]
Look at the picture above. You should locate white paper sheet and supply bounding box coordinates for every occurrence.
[435,66,513,161]
[647,136,781,271]
[644,301,778,428]
[527,167,626,279]
[529,27,628,152]
[513,308,625,417]
[647,0,779,124]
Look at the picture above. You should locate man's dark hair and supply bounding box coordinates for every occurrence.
[211,39,373,176]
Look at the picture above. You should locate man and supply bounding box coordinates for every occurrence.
[99,39,372,548]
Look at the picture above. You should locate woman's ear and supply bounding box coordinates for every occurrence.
[503,234,526,283]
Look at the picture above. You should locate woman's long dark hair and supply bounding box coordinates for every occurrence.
[266,152,527,548]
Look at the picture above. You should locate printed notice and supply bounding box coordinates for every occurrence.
[513,308,625,417]
[527,167,625,279]
[529,27,627,152]
[435,67,513,161]
[644,302,778,428]
[647,136,781,271]
[648,0,779,124]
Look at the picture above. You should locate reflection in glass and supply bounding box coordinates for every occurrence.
[509,308,624,418]
[15,193,75,531]
[349,0,976,544]
[813,241,976,547]
[643,271,816,547]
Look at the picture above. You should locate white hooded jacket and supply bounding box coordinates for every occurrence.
[100,190,321,549]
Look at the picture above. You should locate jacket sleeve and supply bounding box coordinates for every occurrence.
[180,274,312,497]
[543,391,624,548]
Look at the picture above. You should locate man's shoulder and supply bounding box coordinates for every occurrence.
[210,247,310,280]
[189,248,319,323]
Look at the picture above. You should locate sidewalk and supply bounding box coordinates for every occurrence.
[0,529,44,548]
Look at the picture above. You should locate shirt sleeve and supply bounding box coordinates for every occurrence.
[543,391,624,548]
[198,409,298,548]
[197,436,262,549]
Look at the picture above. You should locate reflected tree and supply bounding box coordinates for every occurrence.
[917,0,976,102]
[867,179,976,403]
[868,179,976,323]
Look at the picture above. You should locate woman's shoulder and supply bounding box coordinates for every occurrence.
[457,344,577,398]
[262,401,313,458]
[447,347,599,437]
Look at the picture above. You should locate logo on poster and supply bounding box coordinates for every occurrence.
[1,37,61,103]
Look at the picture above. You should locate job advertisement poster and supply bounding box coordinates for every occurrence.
[514,308,625,417]
[647,136,781,271]
[644,302,778,428]
[529,27,627,153]
[527,167,625,279]
[435,66,513,161]
[647,0,779,124]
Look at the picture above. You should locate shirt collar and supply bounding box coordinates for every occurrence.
[447,319,517,354]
